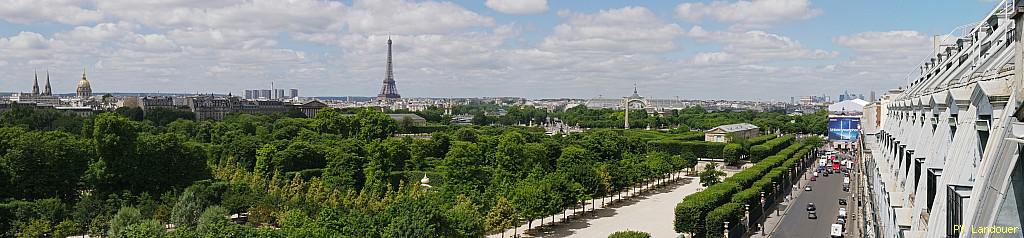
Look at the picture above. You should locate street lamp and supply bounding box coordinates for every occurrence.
[760,192,766,235]
[724,221,730,238]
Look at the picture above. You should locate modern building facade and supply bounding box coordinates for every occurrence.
[864,2,1024,237]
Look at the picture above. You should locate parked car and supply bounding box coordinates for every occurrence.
[811,176,817,181]
[808,210,817,219]
[805,185,813,191]
[807,203,816,211]
[838,199,847,206]
[839,208,847,219]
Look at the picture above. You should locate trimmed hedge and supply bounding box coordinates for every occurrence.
[649,140,726,159]
[705,202,744,238]
[608,230,652,238]
[674,182,740,234]
[749,135,794,162]
[747,134,777,146]
[722,143,742,165]
[677,138,814,238]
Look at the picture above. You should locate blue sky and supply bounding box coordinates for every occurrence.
[0,0,1005,100]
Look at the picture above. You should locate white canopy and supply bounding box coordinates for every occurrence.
[828,99,869,114]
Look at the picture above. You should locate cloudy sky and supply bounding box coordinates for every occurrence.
[0,0,999,100]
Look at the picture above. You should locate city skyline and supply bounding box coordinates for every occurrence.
[0,0,999,99]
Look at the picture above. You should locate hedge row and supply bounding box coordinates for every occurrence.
[668,132,705,141]
[747,134,777,146]
[674,140,809,237]
[722,143,803,189]
[749,135,794,162]
[649,140,725,159]
[705,202,744,238]
[723,143,814,234]
[674,182,740,235]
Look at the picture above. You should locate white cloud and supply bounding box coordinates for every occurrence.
[828,30,933,88]
[485,0,548,15]
[541,7,684,54]
[676,0,821,27]
[0,32,52,50]
[346,0,495,34]
[0,0,103,25]
[835,30,931,54]
[96,0,346,32]
[55,22,138,43]
[686,26,837,63]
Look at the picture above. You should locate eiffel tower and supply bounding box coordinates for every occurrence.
[377,36,401,101]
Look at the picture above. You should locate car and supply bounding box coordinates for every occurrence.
[807,203,816,211]
[808,211,817,219]
[839,199,847,206]
[836,218,846,229]
[839,208,847,218]
[805,185,813,191]
[843,186,850,192]
[811,176,817,181]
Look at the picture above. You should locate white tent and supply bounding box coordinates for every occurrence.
[828,99,868,115]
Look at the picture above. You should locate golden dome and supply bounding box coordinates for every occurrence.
[77,71,92,97]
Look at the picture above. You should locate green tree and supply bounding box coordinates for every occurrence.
[722,143,742,165]
[52,219,78,238]
[197,206,229,235]
[254,144,275,175]
[485,197,518,238]
[108,207,143,238]
[121,219,164,238]
[356,109,398,140]
[445,196,484,237]
[170,189,205,228]
[2,130,92,200]
[699,163,726,187]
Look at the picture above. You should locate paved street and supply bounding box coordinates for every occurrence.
[772,165,851,237]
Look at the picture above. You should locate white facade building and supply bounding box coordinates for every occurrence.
[864,2,1024,237]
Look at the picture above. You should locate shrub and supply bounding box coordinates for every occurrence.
[608,230,652,238]
[722,143,741,165]
[649,140,726,159]
[705,203,744,238]
[747,134,777,146]
[675,182,740,235]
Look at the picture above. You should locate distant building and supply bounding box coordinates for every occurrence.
[76,71,92,98]
[140,96,176,111]
[244,90,254,99]
[704,123,760,143]
[275,89,286,99]
[293,100,327,117]
[259,89,272,99]
[290,89,299,98]
[388,114,426,126]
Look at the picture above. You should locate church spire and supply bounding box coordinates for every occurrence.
[32,70,39,95]
[43,70,51,96]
